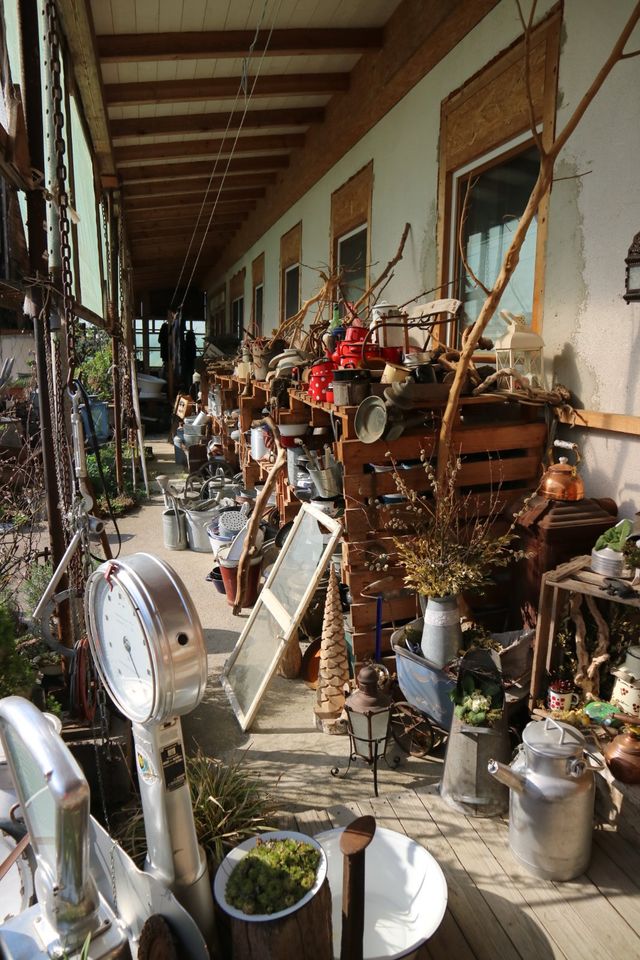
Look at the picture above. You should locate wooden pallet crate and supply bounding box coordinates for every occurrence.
[531,555,640,709]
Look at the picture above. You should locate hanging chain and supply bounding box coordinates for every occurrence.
[118,218,136,446]
[45,0,77,388]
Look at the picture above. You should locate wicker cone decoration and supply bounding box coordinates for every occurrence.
[315,565,349,735]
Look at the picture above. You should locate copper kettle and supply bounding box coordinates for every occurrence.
[539,440,584,501]
[603,714,640,784]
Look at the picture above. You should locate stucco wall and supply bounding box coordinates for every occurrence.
[208,0,640,513]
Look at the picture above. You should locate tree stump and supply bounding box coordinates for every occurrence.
[229,877,333,960]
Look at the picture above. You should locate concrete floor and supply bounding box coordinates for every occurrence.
[115,438,441,812]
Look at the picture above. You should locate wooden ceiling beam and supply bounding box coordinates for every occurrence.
[125,186,266,205]
[127,207,249,225]
[104,73,349,106]
[114,133,304,164]
[110,107,324,139]
[129,218,243,235]
[120,155,289,182]
[125,197,255,215]
[97,28,383,62]
[122,173,277,198]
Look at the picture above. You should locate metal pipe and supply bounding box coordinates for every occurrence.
[109,192,125,494]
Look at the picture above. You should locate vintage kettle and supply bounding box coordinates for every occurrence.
[539,439,584,501]
[602,711,640,784]
[488,718,603,880]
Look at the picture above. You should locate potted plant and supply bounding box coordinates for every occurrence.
[389,457,523,667]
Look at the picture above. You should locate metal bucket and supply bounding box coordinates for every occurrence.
[308,463,342,498]
[185,499,222,552]
[163,503,187,551]
[440,711,510,817]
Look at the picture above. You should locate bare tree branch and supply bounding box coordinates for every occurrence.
[458,176,491,297]
[516,0,545,156]
[620,48,640,58]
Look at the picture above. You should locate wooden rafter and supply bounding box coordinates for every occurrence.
[119,155,289,182]
[125,187,266,206]
[126,197,254,214]
[110,107,324,140]
[104,73,349,106]
[97,28,383,62]
[121,173,277,198]
[114,133,304,164]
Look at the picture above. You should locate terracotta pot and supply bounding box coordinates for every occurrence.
[219,555,263,607]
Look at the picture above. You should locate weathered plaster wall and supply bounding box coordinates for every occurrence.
[209,0,640,513]
[543,0,640,515]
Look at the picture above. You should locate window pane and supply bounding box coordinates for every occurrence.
[338,226,367,316]
[232,297,244,338]
[284,266,299,320]
[458,146,539,341]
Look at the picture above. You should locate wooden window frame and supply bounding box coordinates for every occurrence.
[436,6,561,341]
[330,162,373,282]
[251,252,265,335]
[282,263,300,322]
[208,283,226,338]
[229,268,246,336]
[280,222,302,324]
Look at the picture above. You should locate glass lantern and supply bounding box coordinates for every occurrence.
[494,310,545,391]
[331,664,392,797]
[624,232,640,304]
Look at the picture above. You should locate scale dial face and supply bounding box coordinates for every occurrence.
[86,554,208,725]
[90,576,156,723]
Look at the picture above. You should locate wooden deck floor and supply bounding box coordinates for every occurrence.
[282,787,640,960]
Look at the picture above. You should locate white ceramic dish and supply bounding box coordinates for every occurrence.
[213,830,327,923]
[316,826,447,959]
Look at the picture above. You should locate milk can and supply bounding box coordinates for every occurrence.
[488,718,603,880]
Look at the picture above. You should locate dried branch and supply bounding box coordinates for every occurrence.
[458,176,491,297]
[352,222,411,314]
[515,0,545,156]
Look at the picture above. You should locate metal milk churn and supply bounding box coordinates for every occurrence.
[488,718,603,880]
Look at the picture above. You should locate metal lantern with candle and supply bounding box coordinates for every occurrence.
[624,231,640,304]
[331,664,393,797]
[494,310,545,391]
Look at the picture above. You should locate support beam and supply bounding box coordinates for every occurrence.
[97,28,383,62]
[126,197,255,214]
[114,133,304,164]
[120,155,289,182]
[104,73,349,106]
[110,107,324,139]
[124,185,266,206]
[121,173,277,198]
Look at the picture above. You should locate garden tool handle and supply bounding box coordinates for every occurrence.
[340,816,376,960]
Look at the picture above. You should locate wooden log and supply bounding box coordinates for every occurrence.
[229,877,333,960]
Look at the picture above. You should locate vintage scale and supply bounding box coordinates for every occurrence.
[84,553,215,950]
[0,552,216,958]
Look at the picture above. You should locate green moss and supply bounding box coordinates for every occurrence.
[226,838,321,915]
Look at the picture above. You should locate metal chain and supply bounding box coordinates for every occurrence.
[45,0,77,388]
[118,219,136,443]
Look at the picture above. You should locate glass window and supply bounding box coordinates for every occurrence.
[253,283,264,335]
[231,296,244,338]
[337,224,367,317]
[455,145,540,342]
[284,264,300,320]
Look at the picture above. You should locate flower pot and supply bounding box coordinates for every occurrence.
[420,596,462,668]
[219,554,263,607]
[214,831,332,960]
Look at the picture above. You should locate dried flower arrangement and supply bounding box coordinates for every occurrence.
[388,455,525,599]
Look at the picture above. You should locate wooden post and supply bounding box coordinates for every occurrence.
[229,879,333,960]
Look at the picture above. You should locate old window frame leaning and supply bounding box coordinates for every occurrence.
[280,221,302,323]
[222,503,342,731]
[436,5,561,344]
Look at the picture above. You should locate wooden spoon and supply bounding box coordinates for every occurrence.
[340,815,376,960]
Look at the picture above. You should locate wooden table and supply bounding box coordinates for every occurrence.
[282,786,640,960]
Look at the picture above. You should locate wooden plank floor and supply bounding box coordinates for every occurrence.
[288,787,640,960]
